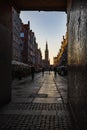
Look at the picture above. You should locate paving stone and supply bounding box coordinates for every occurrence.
[42,110,55,115]
[0,72,75,130]
[0,103,67,111]
[33,97,63,103]
[12,98,33,103]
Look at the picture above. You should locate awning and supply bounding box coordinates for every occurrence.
[12,60,29,67]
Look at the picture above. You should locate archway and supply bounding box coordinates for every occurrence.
[0,0,87,129]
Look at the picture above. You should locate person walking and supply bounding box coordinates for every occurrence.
[54,66,57,77]
[42,67,45,76]
[49,67,51,75]
[31,66,35,80]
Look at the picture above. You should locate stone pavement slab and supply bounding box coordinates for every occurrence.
[0,72,75,130]
[33,97,63,103]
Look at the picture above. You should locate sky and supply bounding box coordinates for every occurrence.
[20,11,67,64]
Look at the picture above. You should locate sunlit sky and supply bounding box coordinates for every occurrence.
[20,11,67,64]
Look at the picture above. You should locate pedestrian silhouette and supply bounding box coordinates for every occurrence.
[42,67,44,76]
[49,67,51,75]
[54,67,57,77]
[31,66,35,80]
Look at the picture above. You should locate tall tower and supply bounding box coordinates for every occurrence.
[45,41,49,61]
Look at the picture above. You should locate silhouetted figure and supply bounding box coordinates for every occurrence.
[42,67,45,76]
[49,67,50,75]
[31,66,35,80]
[54,67,57,77]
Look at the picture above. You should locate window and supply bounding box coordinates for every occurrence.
[20,32,24,37]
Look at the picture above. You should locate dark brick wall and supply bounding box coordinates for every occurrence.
[67,0,87,129]
[0,3,12,106]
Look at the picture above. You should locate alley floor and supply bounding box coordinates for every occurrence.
[0,72,75,130]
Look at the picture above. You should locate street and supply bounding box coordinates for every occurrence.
[0,72,75,130]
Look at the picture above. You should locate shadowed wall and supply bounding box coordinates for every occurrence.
[67,0,87,129]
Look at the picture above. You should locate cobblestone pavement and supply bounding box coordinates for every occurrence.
[0,72,75,130]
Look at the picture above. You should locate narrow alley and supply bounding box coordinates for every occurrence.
[0,72,75,130]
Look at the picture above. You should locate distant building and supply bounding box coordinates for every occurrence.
[12,7,22,62]
[45,41,49,61]
[37,49,42,70]
[53,57,58,66]
[30,30,36,66]
[20,21,31,65]
[20,24,42,69]
[12,9,43,69]
[35,43,38,70]
[42,41,50,69]
[53,32,68,66]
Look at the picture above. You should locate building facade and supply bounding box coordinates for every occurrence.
[37,48,42,71]
[12,9,43,70]
[53,32,67,67]
[21,24,42,69]
[12,7,22,62]
[20,21,31,65]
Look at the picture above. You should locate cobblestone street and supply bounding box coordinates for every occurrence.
[0,72,75,130]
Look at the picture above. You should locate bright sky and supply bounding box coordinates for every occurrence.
[20,11,67,64]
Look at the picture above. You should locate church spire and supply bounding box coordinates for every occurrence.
[46,41,48,51]
[45,41,49,61]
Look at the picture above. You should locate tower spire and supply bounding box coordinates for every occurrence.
[46,41,48,50]
[45,41,49,61]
